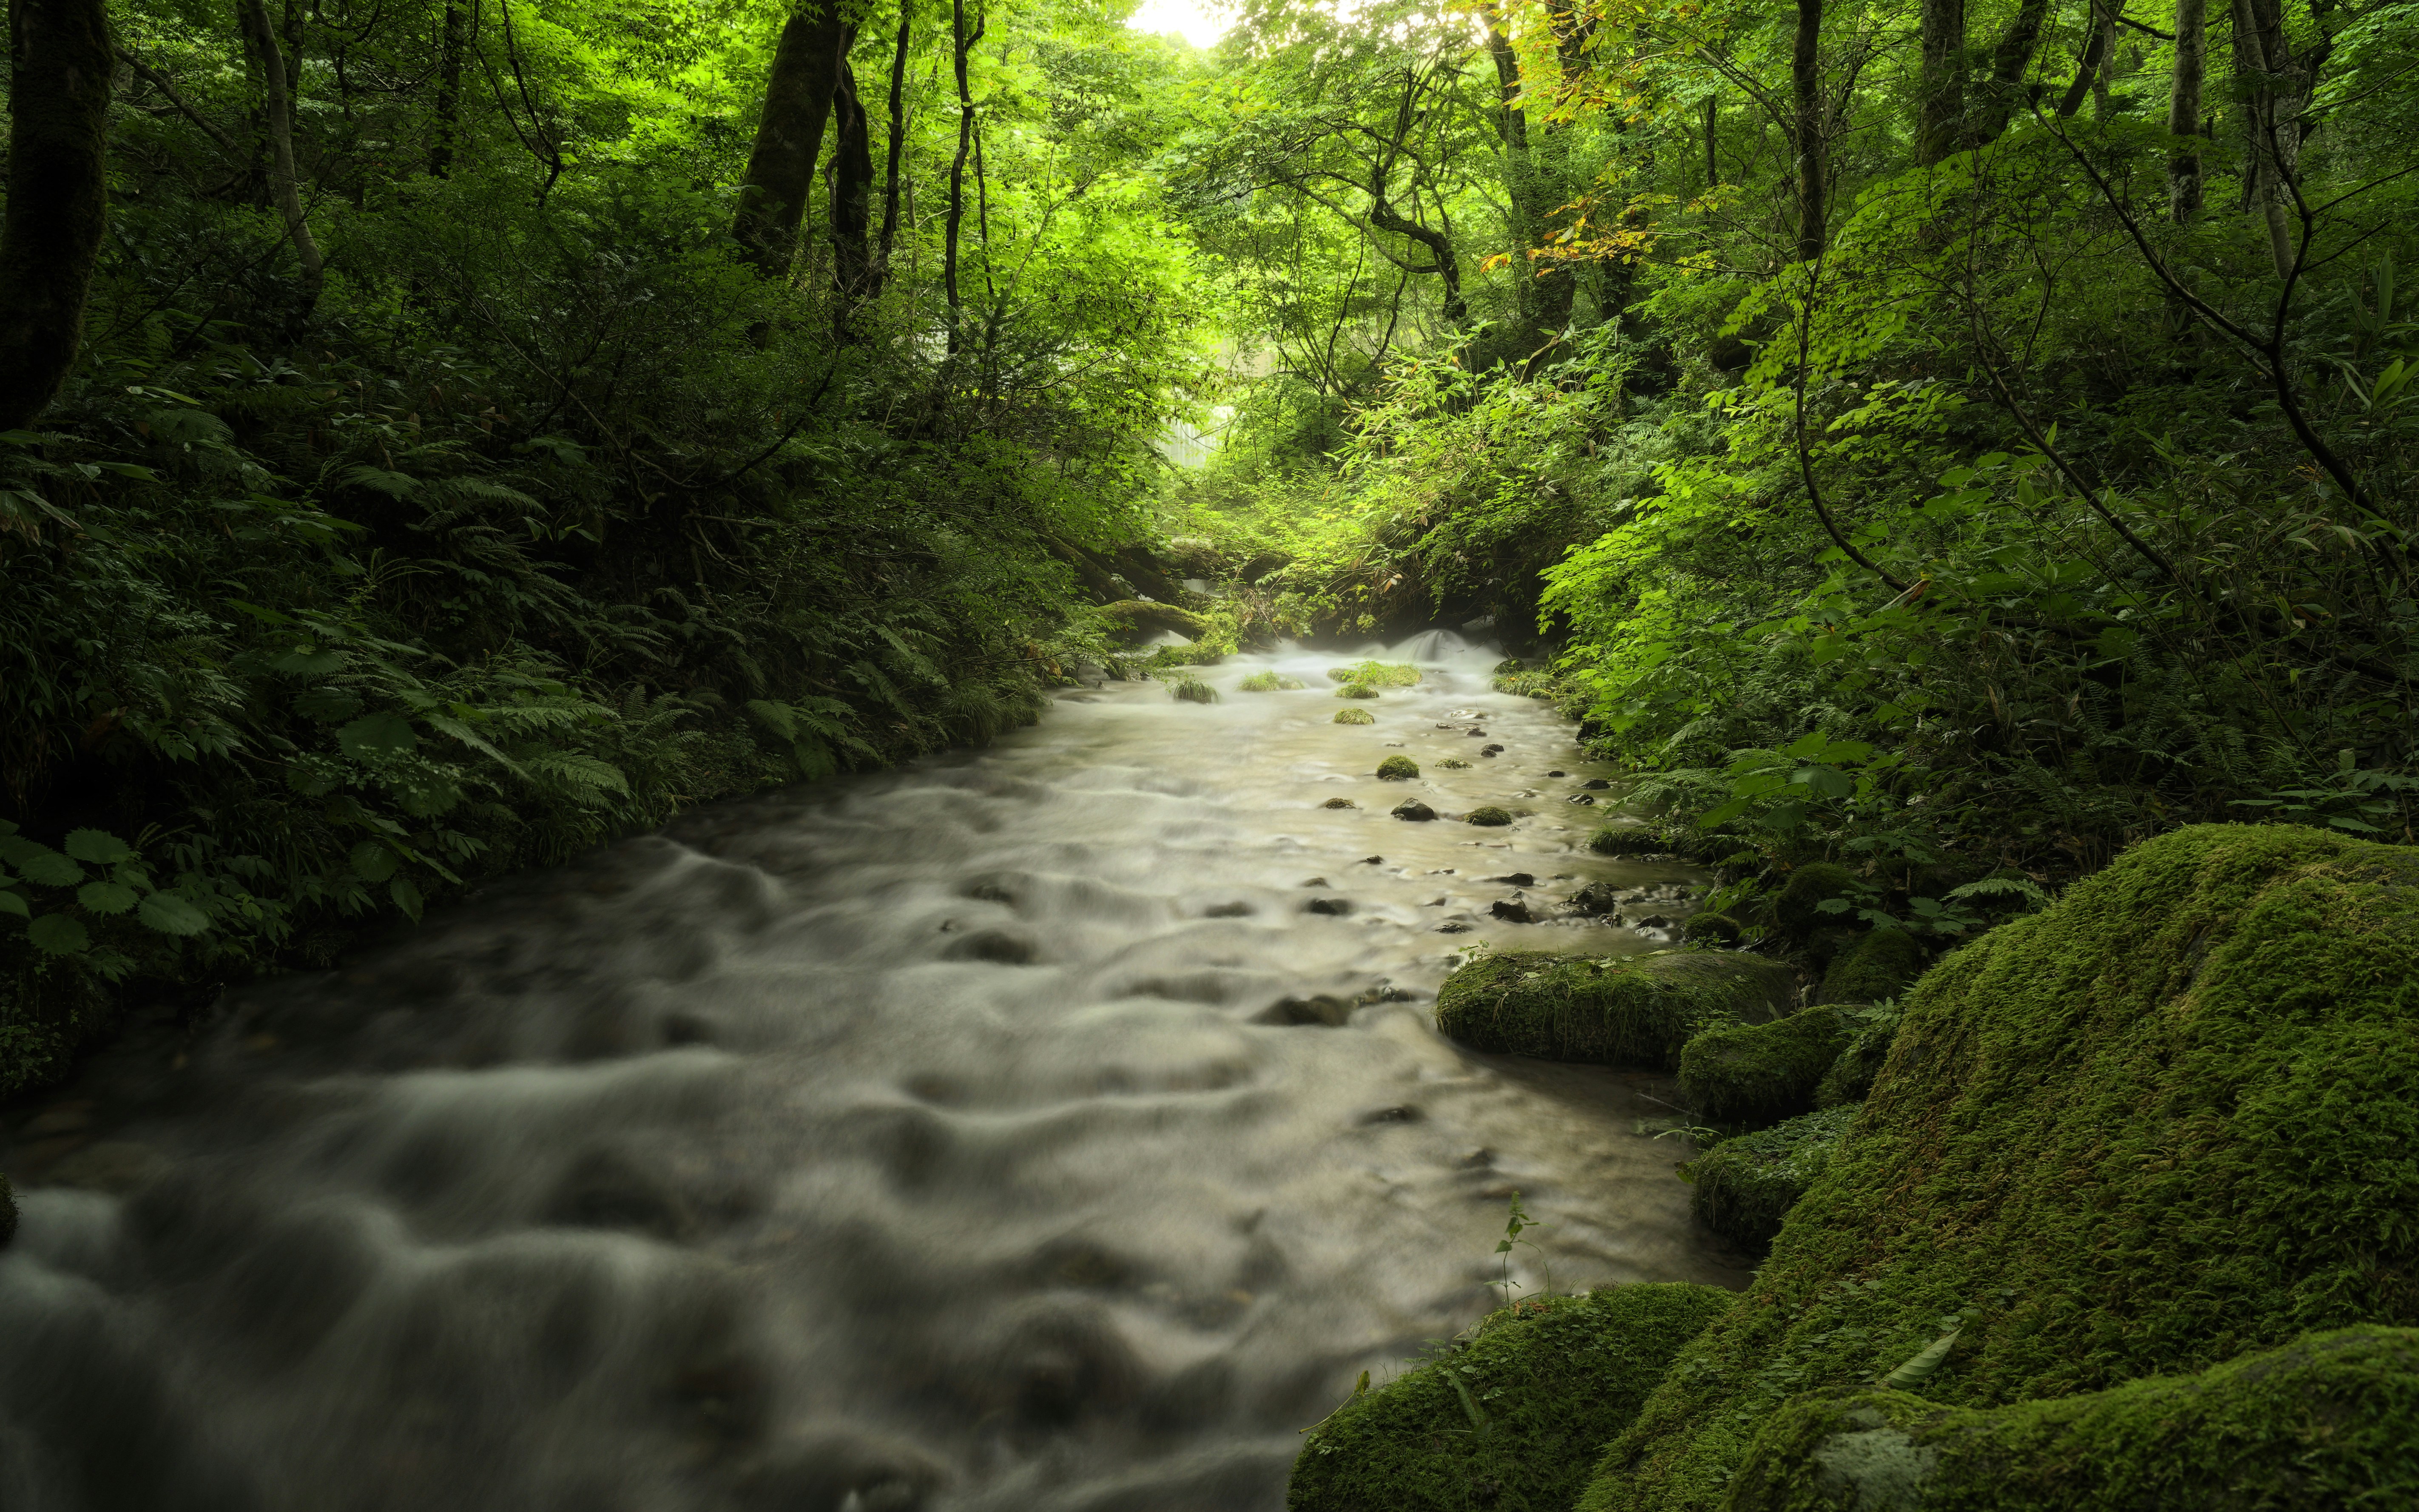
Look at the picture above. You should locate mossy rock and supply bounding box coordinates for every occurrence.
[1583,824,2419,1512]
[1238,671,1305,692]
[1682,913,1742,944]
[1816,926,1924,1004]
[1332,708,1375,725]
[1335,683,1380,700]
[1290,1284,1735,1512]
[1435,757,1470,770]
[1168,674,1218,704]
[1435,950,1795,1069]
[1,1171,14,1248]
[1376,756,1419,781]
[1590,826,1662,856]
[1466,807,1513,827]
[1803,924,1862,968]
[1728,1326,2419,1511]
[1683,1104,1854,1253]
[1104,598,1208,642]
[1814,1003,1905,1109]
[1678,1006,1847,1128]
[1325,660,1422,688]
[1770,862,1859,934]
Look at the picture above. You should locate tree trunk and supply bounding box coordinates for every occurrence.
[877,5,910,267]
[1703,94,1719,188]
[732,6,854,277]
[1915,0,1965,165]
[1793,0,1828,259]
[237,0,324,308]
[1959,0,2052,145]
[2166,0,2206,222]
[831,62,875,297]
[2230,0,2314,276]
[944,0,982,347]
[0,0,114,432]
[2056,0,2120,117]
[429,3,465,176]
[1368,67,1464,327]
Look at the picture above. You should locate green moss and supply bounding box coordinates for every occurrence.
[1728,1326,2419,1511]
[1771,863,1858,934]
[1683,913,1742,944]
[1238,671,1305,691]
[1168,674,1218,704]
[1679,1006,1846,1127]
[1289,1284,1735,1512]
[1684,1105,1855,1253]
[1336,683,1381,700]
[1466,807,1513,826]
[0,1171,14,1248]
[1435,949,1795,1069]
[1333,708,1376,725]
[1326,660,1422,688]
[1377,756,1420,780]
[1584,825,2419,1512]
[1590,826,1662,856]
[1436,757,1471,769]
[1816,927,1924,1004]
[1814,1003,1905,1109]
[1106,599,1210,641]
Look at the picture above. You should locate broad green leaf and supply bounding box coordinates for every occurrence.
[8,846,84,887]
[273,646,350,677]
[294,685,366,722]
[137,892,213,935]
[63,828,135,864]
[0,889,28,918]
[350,841,401,883]
[78,880,141,914]
[390,876,425,921]
[337,711,419,759]
[28,913,91,954]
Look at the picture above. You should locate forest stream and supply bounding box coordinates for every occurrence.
[0,634,1747,1512]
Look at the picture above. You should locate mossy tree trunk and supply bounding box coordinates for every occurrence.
[236,0,324,310]
[732,3,855,278]
[830,61,875,300]
[0,0,115,432]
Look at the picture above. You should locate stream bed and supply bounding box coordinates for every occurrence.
[0,632,1748,1512]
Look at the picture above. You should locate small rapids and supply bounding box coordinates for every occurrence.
[0,632,1748,1512]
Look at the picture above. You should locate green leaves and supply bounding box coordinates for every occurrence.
[350,841,401,883]
[137,892,212,936]
[338,710,420,759]
[28,914,91,955]
[63,829,134,864]
[77,880,141,915]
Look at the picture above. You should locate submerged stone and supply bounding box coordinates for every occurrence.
[1465,806,1512,826]
[1434,949,1794,1069]
[1289,1284,1733,1512]
[1375,756,1419,781]
[1679,1007,1848,1128]
[1332,708,1376,725]
[1390,799,1437,821]
[1586,825,2419,1512]
[1728,1327,2419,1512]
[1335,683,1380,700]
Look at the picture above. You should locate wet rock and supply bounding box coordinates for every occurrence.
[1581,778,1611,790]
[1490,900,1534,924]
[1480,745,1505,757]
[1487,873,1536,886]
[1435,921,1471,933]
[1546,770,1567,778]
[1257,995,1355,1027]
[1467,807,1514,827]
[1359,855,1384,865]
[1320,796,1357,809]
[944,929,1039,965]
[1569,881,1625,915]
[1391,799,1437,821]
[1303,897,1353,917]
[1302,877,1330,887]
[1203,901,1254,917]
[1359,1105,1423,1125]
[1436,757,1471,769]
[1567,793,1597,805]
[1334,683,1381,700]
[1636,914,1672,929]
[1332,708,1375,725]
[1376,756,1420,781]
[1435,950,1795,1069]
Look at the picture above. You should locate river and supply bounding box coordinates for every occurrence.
[0,631,1746,1512]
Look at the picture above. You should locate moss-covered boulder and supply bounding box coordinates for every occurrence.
[1682,913,1742,944]
[1376,756,1419,780]
[1103,598,1207,642]
[1590,826,1663,856]
[1466,807,1512,827]
[1771,862,1858,934]
[1583,825,2419,1512]
[1678,1006,1847,1127]
[1332,708,1375,725]
[1238,671,1305,691]
[1290,1285,1734,1512]
[1816,926,1924,1003]
[1168,674,1217,704]
[1335,683,1380,700]
[1727,1326,2419,1512]
[1814,1003,1905,1108]
[1436,757,1470,770]
[1325,660,1422,688]
[1683,1105,1854,1253]
[1435,949,1795,1069]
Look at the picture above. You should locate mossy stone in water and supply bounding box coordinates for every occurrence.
[1238,671,1305,692]
[1590,826,1663,856]
[1332,708,1375,725]
[1585,824,2419,1512]
[1465,806,1513,827]
[1683,1104,1853,1252]
[1290,1284,1733,1512]
[1376,756,1419,781]
[1728,1326,2419,1512]
[1335,683,1380,700]
[1817,926,1924,1003]
[1325,660,1421,688]
[1679,1006,1848,1128]
[1683,912,1742,944]
[1435,949,1794,1069]
[1435,757,1471,770]
[1168,674,1218,704]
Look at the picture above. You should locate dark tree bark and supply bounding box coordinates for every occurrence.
[1703,93,1719,188]
[0,0,114,432]
[238,0,324,307]
[1367,67,1464,327]
[429,3,465,176]
[1959,0,2052,145]
[2056,0,2121,117]
[1793,0,1828,259]
[2230,0,2325,276]
[1915,0,1965,164]
[944,0,983,344]
[831,62,875,296]
[878,4,910,267]
[732,4,854,277]
[2166,0,2206,221]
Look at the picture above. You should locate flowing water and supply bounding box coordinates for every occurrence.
[0,632,1748,1512]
